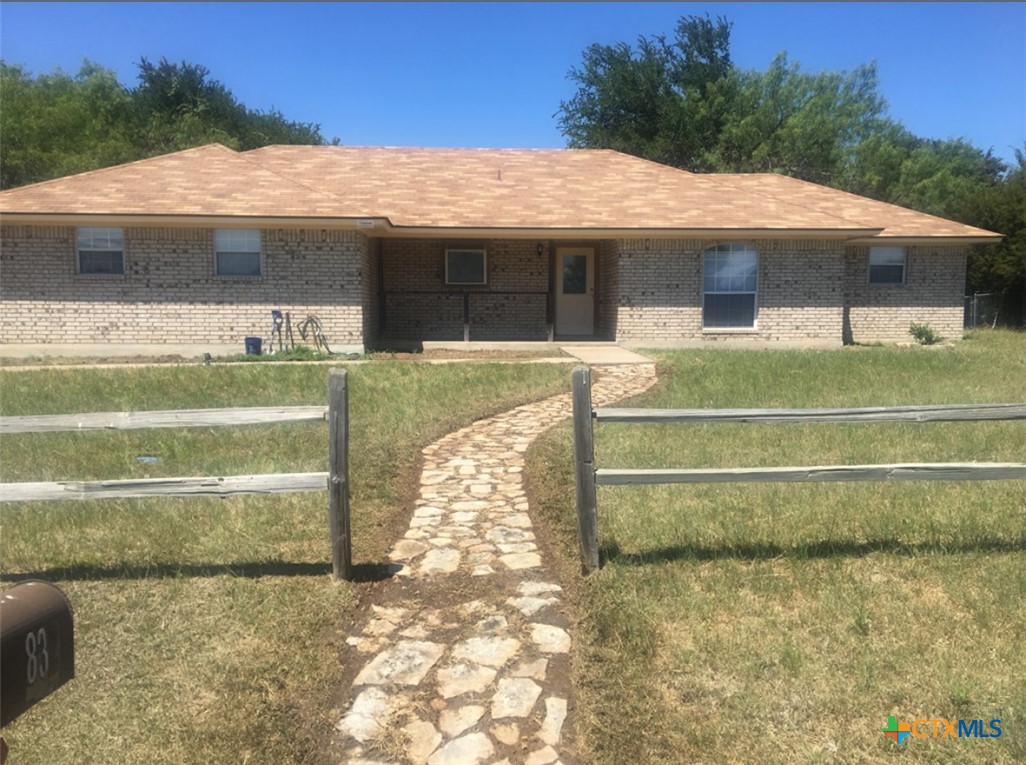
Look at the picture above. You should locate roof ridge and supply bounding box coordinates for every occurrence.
[0,143,237,196]
[232,146,355,206]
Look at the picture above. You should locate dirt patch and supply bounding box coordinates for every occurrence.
[367,349,570,361]
[0,349,570,369]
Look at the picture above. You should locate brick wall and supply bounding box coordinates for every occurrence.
[613,238,846,343]
[0,225,370,349]
[380,238,550,340]
[843,246,967,342]
[597,239,619,340]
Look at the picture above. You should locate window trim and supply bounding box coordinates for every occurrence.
[76,227,125,276]
[445,248,488,286]
[214,228,263,278]
[702,243,759,331]
[868,246,906,285]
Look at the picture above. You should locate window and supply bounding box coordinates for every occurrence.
[445,248,486,285]
[869,246,906,284]
[77,227,124,275]
[215,229,262,276]
[703,243,758,329]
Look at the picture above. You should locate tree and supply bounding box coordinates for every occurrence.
[0,61,137,188]
[558,14,1024,323]
[0,57,331,189]
[964,148,1026,324]
[558,15,736,170]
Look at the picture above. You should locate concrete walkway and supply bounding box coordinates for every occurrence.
[333,362,658,765]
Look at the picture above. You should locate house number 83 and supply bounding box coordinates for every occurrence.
[25,628,49,684]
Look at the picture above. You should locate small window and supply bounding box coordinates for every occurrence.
[703,243,758,328]
[215,229,262,276]
[446,248,486,285]
[869,246,906,284]
[77,227,124,275]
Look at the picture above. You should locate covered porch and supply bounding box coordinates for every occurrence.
[367,237,617,345]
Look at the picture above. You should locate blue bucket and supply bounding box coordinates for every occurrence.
[244,337,262,355]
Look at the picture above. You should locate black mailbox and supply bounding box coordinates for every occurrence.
[1,581,75,727]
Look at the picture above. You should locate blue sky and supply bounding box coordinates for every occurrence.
[1,2,1024,165]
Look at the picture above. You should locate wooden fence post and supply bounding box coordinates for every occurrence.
[572,366,600,573]
[328,369,353,582]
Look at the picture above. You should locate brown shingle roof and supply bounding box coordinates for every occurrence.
[709,174,999,240]
[0,144,1000,241]
[0,144,343,218]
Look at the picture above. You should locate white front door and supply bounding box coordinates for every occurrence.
[555,247,594,336]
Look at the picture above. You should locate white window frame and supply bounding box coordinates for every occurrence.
[215,229,262,277]
[702,243,759,330]
[445,248,487,285]
[76,227,125,276]
[869,246,906,285]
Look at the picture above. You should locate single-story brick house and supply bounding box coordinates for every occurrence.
[0,144,1000,351]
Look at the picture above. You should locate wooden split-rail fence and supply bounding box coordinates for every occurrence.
[571,366,1026,573]
[0,370,354,581]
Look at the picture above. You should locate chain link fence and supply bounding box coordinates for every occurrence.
[964,292,1000,328]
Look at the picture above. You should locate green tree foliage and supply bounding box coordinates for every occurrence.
[964,149,1026,323]
[558,14,1025,323]
[0,57,330,189]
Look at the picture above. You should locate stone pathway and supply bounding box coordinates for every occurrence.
[334,363,657,765]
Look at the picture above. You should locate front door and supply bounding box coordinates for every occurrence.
[555,247,594,336]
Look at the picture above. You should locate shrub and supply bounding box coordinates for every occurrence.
[909,322,943,345]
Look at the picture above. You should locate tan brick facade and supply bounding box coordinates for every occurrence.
[379,238,551,340]
[611,239,846,344]
[608,239,966,345]
[0,226,968,348]
[843,246,967,342]
[0,225,370,350]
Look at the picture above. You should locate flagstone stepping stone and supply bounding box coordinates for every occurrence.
[336,687,391,742]
[390,539,429,559]
[530,624,571,654]
[354,641,445,686]
[491,722,520,746]
[452,635,521,668]
[525,745,559,765]
[427,732,494,765]
[439,704,485,737]
[485,526,534,544]
[506,596,559,617]
[509,658,547,681]
[518,582,562,597]
[491,677,542,719]
[539,697,568,745]
[404,719,442,765]
[419,548,461,574]
[499,552,542,570]
[437,662,498,698]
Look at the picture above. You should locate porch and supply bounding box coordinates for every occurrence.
[369,237,616,344]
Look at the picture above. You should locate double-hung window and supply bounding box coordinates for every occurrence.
[77,227,124,275]
[869,246,906,284]
[215,229,262,277]
[703,243,758,328]
[445,248,487,285]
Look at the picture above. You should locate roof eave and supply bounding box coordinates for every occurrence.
[0,212,388,229]
[847,235,1004,246]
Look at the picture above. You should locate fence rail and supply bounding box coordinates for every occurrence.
[1,473,328,502]
[572,366,1026,573]
[0,406,328,434]
[1,371,353,581]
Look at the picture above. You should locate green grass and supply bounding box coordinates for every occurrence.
[0,361,570,765]
[527,329,1026,765]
